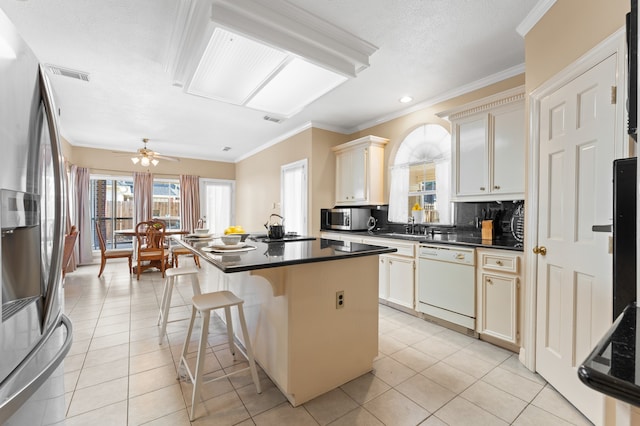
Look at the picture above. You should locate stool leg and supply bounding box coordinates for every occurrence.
[157,282,165,326]
[179,305,197,379]
[190,274,201,297]
[237,304,261,394]
[158,275,175,344]
[224,306,236,358]
[190,309,210,421]
[157,274,171,325]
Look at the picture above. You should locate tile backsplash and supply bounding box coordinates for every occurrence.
[454,200,524,236]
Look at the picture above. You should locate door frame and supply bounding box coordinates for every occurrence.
[523,28,628,371]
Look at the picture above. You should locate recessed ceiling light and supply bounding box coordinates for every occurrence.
[399,96,413,103]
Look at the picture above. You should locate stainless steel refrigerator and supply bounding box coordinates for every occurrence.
[0,9,72,425]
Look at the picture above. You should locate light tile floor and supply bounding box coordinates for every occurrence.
[62,260,593,425]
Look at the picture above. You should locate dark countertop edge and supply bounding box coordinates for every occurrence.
[214,246,397,273]
[321,230,524,252]
[578,303,640,407]
[578,366,640,407]
[174,237,397,274]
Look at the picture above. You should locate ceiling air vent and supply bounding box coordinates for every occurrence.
[263,115,283,124]
[45,64,90,82]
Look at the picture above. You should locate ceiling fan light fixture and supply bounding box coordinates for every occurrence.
[131,157,140,165]
[151,158,159,166]
[140,156,150,167]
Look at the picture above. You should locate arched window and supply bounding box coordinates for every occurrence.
[388,124,452,224]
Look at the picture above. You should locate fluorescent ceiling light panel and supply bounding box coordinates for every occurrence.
[246,57,347,116]
[188,28,287,104]
[168,0,377,117]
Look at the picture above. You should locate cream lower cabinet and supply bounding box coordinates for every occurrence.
[378,254,414,308]
[476,248,522,347]
[320,233,417,310]
[363,237,416,310]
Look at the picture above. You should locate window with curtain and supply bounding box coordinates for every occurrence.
[281,159,307,235]
[152,179,181,229]
[90,175,135,249]
[89,175,183,250]
[388,124,452,224]
[200,179,235,235]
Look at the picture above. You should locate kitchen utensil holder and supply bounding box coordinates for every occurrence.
[481,220,494,240]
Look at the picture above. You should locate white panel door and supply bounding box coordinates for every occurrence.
[536,54,617,424]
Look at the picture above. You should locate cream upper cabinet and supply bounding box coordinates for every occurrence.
[456,114,489,196]
[447,87,525,201]
[333,135,388,206]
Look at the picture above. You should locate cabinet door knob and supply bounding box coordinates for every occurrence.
[494,185,501,190]
[495,260,503,266]
[487,278,493,284]
[480,187,486,191]
[533,246,547,256]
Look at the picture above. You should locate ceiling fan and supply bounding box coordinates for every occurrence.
[129,138,179,166]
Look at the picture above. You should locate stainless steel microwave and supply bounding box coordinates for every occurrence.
[321,208,370,231]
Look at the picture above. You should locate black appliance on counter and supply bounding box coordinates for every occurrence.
[613,157,637,319]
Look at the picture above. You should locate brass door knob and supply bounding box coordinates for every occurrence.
[533,246,547,255]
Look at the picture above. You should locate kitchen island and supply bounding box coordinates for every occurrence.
[174,236,396,406]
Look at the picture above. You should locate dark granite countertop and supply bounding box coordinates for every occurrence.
[578,303,640,407]
[321,229,524,252]
[174,236,397,273]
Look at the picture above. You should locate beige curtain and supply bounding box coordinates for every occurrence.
[180,175,201,233]
[63,161,77,273]
[134,171,153,225]
[71,165,93,264]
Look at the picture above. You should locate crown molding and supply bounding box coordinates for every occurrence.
[516,0,557,37]
[348,63,525,133]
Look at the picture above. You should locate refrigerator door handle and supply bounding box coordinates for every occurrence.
[39,66,66,330]
[0,315,72,425]
[592,224,613,232]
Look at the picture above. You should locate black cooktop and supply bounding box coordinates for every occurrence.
[250,234,316,243]
[579,302,640,407]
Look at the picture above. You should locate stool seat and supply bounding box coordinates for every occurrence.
[179,290,261,420]
[157,266,201,345]
[165,265,199,277]
[192,290,242,311]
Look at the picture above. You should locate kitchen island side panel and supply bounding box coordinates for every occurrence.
[218,255,379,406]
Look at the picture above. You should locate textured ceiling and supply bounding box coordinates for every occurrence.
[0,0,537,162]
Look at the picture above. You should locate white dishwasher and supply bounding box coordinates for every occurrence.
[417,244,476,330]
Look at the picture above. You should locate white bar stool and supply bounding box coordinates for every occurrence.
[178,290,261,421]
[157,266,201,344]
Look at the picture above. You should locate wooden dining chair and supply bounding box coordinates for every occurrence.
[135,220,169,280]
[62,226,78,278]
[96,222,133,278]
